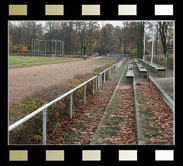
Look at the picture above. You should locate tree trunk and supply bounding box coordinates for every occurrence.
[136,22,144,58]
[159,22,169,55]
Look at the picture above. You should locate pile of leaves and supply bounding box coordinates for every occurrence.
[91,87,137,145]
[137,79,173,144]
[46,84,117,144]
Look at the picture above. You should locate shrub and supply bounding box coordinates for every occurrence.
[9,64,112,144]
[166,57,173,70]
[145,56,151,62]
[158,56,166,66]
[9,98,66,144]
[153,56,159,64]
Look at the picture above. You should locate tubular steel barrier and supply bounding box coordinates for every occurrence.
[8,60,124,145]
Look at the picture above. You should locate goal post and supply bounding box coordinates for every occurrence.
[32,39,65,57]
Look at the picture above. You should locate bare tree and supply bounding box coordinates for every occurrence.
[76,22,99,55]
[158,22,170,55]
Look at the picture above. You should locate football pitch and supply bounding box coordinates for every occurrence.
[9,56,67,65]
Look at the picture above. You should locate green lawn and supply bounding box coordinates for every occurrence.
[9,56,66,65]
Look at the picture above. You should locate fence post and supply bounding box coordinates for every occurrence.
[92,80,95,95]
[100,73,102,86]
[104,72,106,83]
[84,84,86,104]
[43,108,47,145]
[98,75,100,90]
[70,93,73,118]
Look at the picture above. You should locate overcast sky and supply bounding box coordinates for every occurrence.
[10,20,168,29]
[39,21,124,28]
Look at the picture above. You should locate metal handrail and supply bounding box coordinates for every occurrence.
[9,60,123,144]
[9,75,97,132]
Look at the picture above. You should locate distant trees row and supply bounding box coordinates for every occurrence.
[9,21,174,58]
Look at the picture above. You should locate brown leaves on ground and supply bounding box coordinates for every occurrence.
[118,89,137,144]
[46,77,118,144]
[94,88,137,144]
[137,79,173,145]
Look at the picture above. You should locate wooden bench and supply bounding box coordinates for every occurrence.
[126,63,134,82]
[138,64,144,68]
[138,59,166,77]
[128,63,133,70]
[136,63,148,77]
[149,63,166,76]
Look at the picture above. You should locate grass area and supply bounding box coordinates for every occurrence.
[9,60,82,69]
[9,56,83,69]
[9,56,71,65]
[9,56,116,69]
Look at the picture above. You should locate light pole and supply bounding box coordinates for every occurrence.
[143,31,145,60]
[151,22,156,64]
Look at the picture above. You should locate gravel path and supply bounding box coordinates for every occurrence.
[9,58,114,107]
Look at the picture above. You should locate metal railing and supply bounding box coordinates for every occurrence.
[143,54,174,60]
[9,60,124,145]
[106,53,136,60]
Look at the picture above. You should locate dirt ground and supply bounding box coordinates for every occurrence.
[9,57,114,107]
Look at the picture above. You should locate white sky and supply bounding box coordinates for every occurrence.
[39,21,124,28]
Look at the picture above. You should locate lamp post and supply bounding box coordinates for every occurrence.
[143,31,145,60]
[151,22,156,64]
